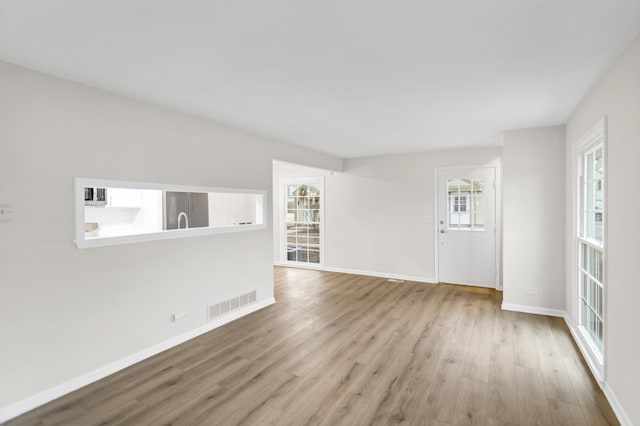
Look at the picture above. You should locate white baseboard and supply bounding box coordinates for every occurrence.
[602,382,633,426]
[501,303,566,317]
[274,262,437,284]
[0,298,275,424]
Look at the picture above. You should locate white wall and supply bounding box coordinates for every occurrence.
[565,33,640,425]
[502,126,565,311]
[0,60,341,411]
[274,148,502,282]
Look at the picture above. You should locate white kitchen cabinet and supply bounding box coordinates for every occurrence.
[108,188,142,208]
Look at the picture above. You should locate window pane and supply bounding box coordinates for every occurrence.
[595,213,603,242]
[287,209,297,223]
[594,180,603,211]
[473,195,484,212]
[585,181,594,211]
[449,213,459,228]
[287,197,295,210]
[585,210,595,240]
[594,148,603,179]
[447,179,462,193]
[597,250,603,282]
[297,250,309,263]
[308,209,320,223]
[596,320,603,350]
[298,197,310,209]
[596,284,603,317]
[308,250,320,264]
[287,245,297,261]
[588,247,597,278]
[473,213,485,228]
[473,179,485,194]
[461,179,472,193]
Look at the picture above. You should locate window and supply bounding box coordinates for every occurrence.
[578,143,605,356]
[447,178,485,230]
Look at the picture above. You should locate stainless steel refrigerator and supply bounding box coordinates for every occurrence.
[164,191,209,230]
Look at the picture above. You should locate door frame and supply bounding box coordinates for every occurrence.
[434,161,502,289]
[279,176,325,267]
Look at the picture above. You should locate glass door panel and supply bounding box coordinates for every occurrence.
[283,180,323,265]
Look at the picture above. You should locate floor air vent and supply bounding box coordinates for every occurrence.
[208,290,258,321]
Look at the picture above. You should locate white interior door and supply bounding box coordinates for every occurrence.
[438,167,496,287]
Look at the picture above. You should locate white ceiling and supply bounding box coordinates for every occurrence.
[1,1,640,158]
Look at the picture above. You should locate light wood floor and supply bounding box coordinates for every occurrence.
[10,267,618,425]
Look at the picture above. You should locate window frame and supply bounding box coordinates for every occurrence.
[573,118,607,380]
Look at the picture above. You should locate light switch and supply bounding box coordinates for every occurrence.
[423,215,432,224]
[0,205,14,222]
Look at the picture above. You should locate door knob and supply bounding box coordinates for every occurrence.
[440,229,446,234]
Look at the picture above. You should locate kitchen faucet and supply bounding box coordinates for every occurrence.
[177,211,189,229]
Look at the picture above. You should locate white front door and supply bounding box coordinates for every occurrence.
[437,167,496,287]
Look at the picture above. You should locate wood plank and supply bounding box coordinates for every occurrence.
[8,267,618,426]
[486,343,518,424]
[451,378,488,426]
[514,366,552,425]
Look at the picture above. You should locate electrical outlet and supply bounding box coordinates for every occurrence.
[171,311,187,322]
[0,205,14,222]
[526,287,538,294]
[378,259,387,265]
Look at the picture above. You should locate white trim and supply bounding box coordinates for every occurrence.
[77,223,267,249]
[501,303,566,318]
[274,262,437,284]
[564,314,605,383]
[602,382,633,426]
[495,159,503,290]
[562,312,630,425]
[433,169,440,283]
[0,298,275,424]
[75,177,267,249]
